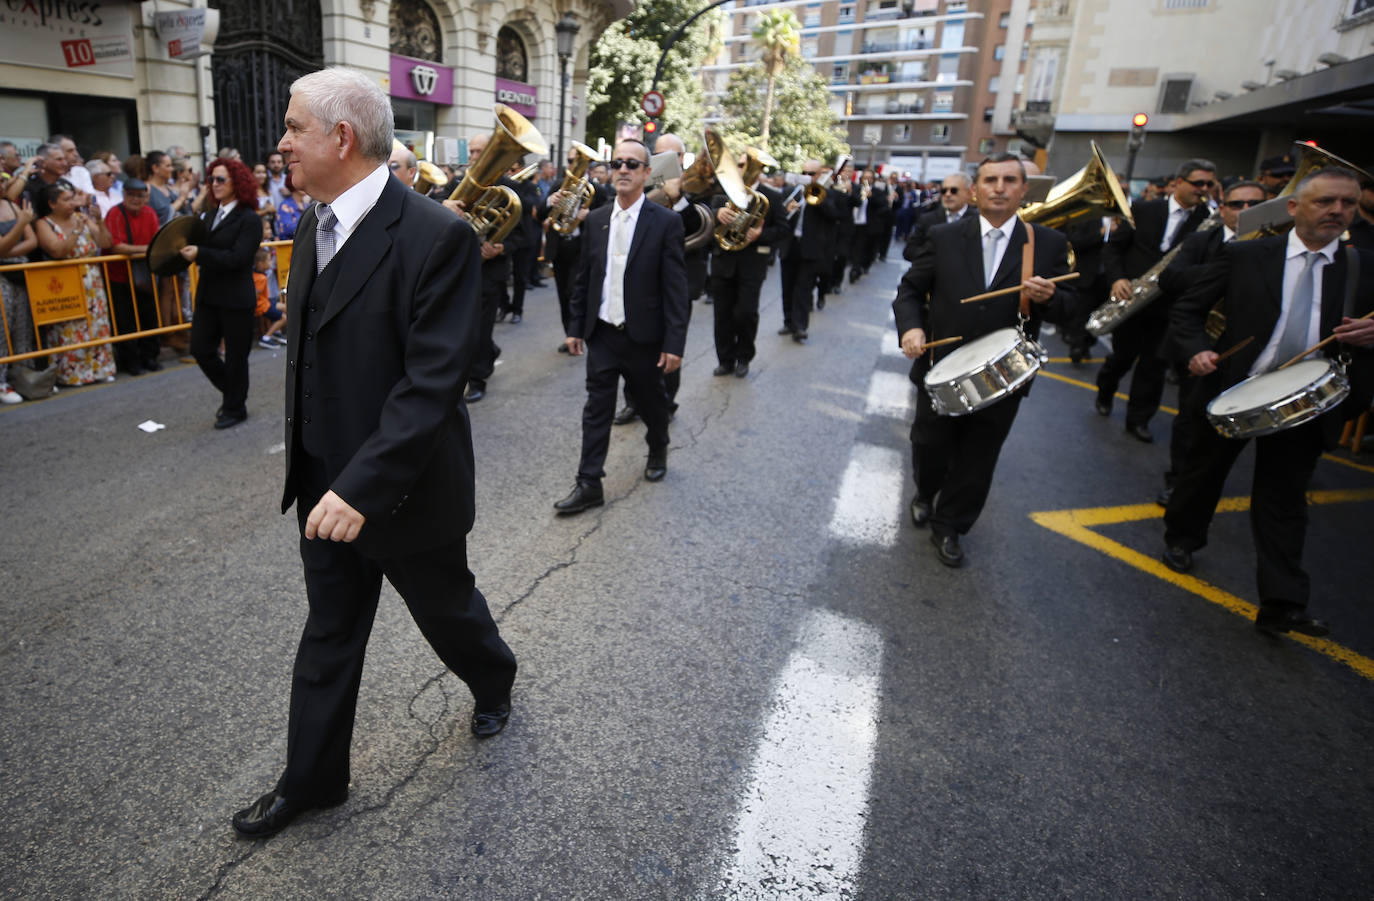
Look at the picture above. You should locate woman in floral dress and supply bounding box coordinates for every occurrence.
[34,183,116,386]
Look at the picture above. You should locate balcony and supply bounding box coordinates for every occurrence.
[861,40,934,53]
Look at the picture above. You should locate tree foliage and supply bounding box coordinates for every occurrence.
[715,54,850,173]
[585,1,720,145]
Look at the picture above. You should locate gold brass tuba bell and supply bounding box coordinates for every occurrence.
[715,146,777,252]
[548,141,600,236]
[448,104,548,244]
[1019,140,1135,232]
[680,128,750,206]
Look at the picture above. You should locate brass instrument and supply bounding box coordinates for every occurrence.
[391,137,449,194]
[680,128,747,203]
[511,162,539,182]
[1087,212,1222,336]
[806,153,851,206]
[715,146,778,252]
[1236,141,1374,239]
[549,141,600,235]
[448,104,548,244]
[1020,141,1135,232]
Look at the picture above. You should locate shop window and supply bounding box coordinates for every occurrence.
[390,0,443,62]
[496,27,528,82]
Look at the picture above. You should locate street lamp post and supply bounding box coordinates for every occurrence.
[555,13,580,174]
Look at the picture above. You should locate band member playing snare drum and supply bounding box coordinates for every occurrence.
[1161,166,1374,638]
[893,154,1075,568]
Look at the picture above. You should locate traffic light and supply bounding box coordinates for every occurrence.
[644,119,658,135]
[1127,112,1148,153]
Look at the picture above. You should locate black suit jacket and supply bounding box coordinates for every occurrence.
[568,196,689,354]
[1171,236,1374,444]
[194,203,261,310]
[893,215,1075,385]
[281,176,483,558]
[1103,198,1209,284]
[905,205,976,262]
[787,188,849,262]
[1158,225,1227,299]
[710,183,791,278]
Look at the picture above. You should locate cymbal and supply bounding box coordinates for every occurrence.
[147,215,207,276]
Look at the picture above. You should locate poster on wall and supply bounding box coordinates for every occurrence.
[0,2,136,79]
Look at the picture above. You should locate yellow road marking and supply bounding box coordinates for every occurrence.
[1037,366,1371,473]
[1030,488,1374,682]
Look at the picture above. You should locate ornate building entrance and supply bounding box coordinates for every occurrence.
[208,0,323,162]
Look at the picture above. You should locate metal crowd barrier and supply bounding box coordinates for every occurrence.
[0,239,293,369]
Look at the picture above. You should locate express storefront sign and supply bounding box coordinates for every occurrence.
[495,78,537,118]
[0,0,135,78]
[388,54,453,104]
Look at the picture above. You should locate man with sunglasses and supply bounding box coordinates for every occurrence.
[1153,180,1267,506]
[554,139,688,514]
[904,172,975,262]
[1096,158,1217,442]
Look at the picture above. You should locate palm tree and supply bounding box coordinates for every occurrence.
[751,9,801,149]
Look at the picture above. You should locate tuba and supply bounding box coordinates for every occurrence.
[1020,141,1135,232]
[549,141,600,235]
[391,137,449,194]
[715,146,777,252]
[448,104,548,244]
[679,128,737,201]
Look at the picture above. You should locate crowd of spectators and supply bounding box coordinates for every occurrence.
[0,136,313,405]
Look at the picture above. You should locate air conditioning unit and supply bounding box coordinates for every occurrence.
[1158,75,1194,114]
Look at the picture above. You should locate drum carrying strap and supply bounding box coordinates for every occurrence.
[1018,220,1035,319]
[1343,244,1361,319]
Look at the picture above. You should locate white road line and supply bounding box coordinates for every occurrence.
[864,370,914,419]
[827,443,905,547]
[715,609,884,900]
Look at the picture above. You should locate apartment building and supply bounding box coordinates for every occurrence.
[702,0,1029,180]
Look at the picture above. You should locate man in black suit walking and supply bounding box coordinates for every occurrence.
[903,172,975,261]
[553,139,689,515]
[1096,159,1215,442]
[893,154,1074,568]
[231,68,517,840]
[778,159,848,343]
[1162,166,1374,637]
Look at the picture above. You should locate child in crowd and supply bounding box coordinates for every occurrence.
[254,247,287,348]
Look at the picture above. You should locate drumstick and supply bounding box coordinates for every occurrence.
[1214,336,1253,363]
[923,335,963,353]
[960,272,1080,304]
[1277,309,1374,370]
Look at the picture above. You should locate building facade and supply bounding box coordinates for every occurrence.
[0,0,629,170]
[702,0,1025,181]
[1020,0,1374,182]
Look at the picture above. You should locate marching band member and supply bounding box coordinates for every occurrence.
[779,159,847,344]
[1096,159,1216,442]
[904,173,975,262]
[894,154,1075,568]
[711,155,789,378]
[1161,166,1374,637]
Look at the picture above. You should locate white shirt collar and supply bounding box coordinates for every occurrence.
[1222,225,1235,242]
[1286,227,1338,263]
[327,163,391,246]
[215,200,238,217]
[1167,195,1187,219]
[978,214,1017,241]
[614,190,646,219]
[947,205,967,219]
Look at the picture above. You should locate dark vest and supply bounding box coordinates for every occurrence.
[295,257,343,459]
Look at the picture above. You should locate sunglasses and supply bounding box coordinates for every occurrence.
[607,159,643,171]
[940,187,963,195]
[1185,178,1216,189]
[210,175,229,184]
[388,161,403,170]
[802,170,819,177]
[1222,198,1264,210]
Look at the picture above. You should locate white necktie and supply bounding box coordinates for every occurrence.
[983,227,1003,288]
[608,209,630,326]
[1273,251,1320,367]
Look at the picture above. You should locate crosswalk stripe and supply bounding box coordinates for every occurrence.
[864,370,915,418]
[827,443,905,547]
[714,609,883,899]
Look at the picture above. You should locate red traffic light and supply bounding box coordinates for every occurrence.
[1132,113,1149,128]
[644,120,658,134]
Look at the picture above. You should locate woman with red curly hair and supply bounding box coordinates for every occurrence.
[179,157,263,429]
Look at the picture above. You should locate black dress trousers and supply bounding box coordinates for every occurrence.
[911,388,1024,537]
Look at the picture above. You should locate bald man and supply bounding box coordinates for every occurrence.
[388,144,417,188]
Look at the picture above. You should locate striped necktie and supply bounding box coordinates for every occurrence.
[315,203,337,274]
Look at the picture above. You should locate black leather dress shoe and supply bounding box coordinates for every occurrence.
[214,410,247,430]
[644,449,667,482]
[777,326,794,336]
[713,363,734,376]
[734,361,749,378]
[931,532,964,567]
[471,702,511,738]
[232,787,347,839]
[910,496,932,527]
[1125,423,1153,443]
[557,343,570,354]
[1094,390,1113,416]
[792,331,808,344]
[1161,545,1193,573]
[1254,607,1330,638]
[554,483,604,515]
[465,383,486,402]
[613,405,639,426]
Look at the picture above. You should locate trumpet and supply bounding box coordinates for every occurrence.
[805,153,851,205]
[715,146,777,252]
[448,104,548,244]
[549,141,599,235]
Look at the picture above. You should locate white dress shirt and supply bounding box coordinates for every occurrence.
[211,199,238,228]
[947,205,968,223]
[1250,230,1338,375]
[978,214,1018,284]
[599,191,645,324]
[1159,195,1196,252]
[324,163,390,251]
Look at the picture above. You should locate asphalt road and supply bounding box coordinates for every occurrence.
[2,248,1372,900]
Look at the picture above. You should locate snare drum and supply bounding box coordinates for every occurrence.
[923,328,1043,416]
[1205,358,1349,439]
